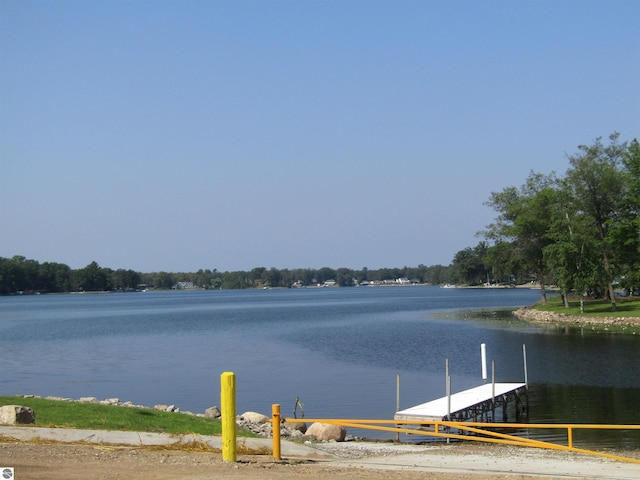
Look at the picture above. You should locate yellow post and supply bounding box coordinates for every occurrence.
[272,404,281,461]
[220,372,237,462]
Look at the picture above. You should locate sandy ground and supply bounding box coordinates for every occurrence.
[2,440,640,480]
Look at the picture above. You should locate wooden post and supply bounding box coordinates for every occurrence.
[272,404,281,461]
[220,372,237,462]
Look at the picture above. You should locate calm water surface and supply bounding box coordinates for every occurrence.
[1,287,639,447]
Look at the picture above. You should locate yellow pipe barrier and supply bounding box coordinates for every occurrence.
[568,426,573,449]
[272,404,281,461]
[220,372,236,462]
[276,417,640,464]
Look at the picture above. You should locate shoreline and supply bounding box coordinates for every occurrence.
[513,306,640,327]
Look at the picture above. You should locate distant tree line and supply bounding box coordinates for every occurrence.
[0,257,454,294]
[0,258,144,294]
[2,134,637,309]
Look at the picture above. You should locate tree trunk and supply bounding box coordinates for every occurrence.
[608,282,617,312]
[539,271,547,305]
[563,292,570,308]
[599,230,617,312]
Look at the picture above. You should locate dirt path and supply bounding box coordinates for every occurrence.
[3,441,640,480]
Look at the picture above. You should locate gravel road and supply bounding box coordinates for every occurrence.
[3,438,640,480]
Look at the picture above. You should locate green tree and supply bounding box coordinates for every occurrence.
[112,269,141,291]
[71,261,112,291]
[452,242,490,285]
[221,271,250,289]
[544,187,602,310]
[316,267,336,284]
[0,257,19,294]
[483,172,558,303]
[39,262,71,292]
[336,268,355,287]
[563,133,628,310]
[148,272,174,289]
[614,138,640,293]
[423,264,452,285]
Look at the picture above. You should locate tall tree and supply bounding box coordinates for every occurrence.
[112,269,142,291]
[483,172,558,303]
[544,185,602,310]
[563,133,628,310]
[452,242,490,285]
[73,261,112,291]
[613,138,640,293]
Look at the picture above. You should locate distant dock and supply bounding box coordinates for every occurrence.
[395,343,529,423]
[395,382,527,422]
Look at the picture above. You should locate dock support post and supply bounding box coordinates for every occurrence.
[396,374,401,443]
[502,395,508,422]
[491,361,496,421]
[220,372,237,462]
[522,344,530,417]
[445,358,451,443]
[522,344,528,387]
[446,374,452,419]
[272,404,281,461]
[481,343,487,383]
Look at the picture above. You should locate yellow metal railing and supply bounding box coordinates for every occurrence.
[271,406,640,464]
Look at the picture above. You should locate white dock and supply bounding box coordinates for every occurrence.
[394,382,527,422]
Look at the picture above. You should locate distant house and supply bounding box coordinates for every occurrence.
[173,281,195,289]
[323,280,337,287]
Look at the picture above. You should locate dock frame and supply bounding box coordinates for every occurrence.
[395,382,528,423]
[395,344,530,427]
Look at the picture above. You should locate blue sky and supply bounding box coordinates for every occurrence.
[1,0,638,272]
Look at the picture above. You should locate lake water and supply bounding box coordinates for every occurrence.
[1,286,639,448]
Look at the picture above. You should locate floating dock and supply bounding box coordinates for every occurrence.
[394,382,527,422]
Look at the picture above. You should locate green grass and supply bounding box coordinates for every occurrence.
[535,295,640,317]
[531,295,640,334]
[0,396,256,437]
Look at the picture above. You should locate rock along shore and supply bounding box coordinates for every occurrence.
[513,306,640,327]
[10,395,349,443]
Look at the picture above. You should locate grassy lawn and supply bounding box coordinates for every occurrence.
[0,396,256,437]
[529,295,640,334]
[535,295,640,317]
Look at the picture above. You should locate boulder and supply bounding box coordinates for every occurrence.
[240,411,270,424]
[205,406,221,418]
[288,421,307,434]
[154,404,179,412]
[0,405,35,425]
[305,422,346,442]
